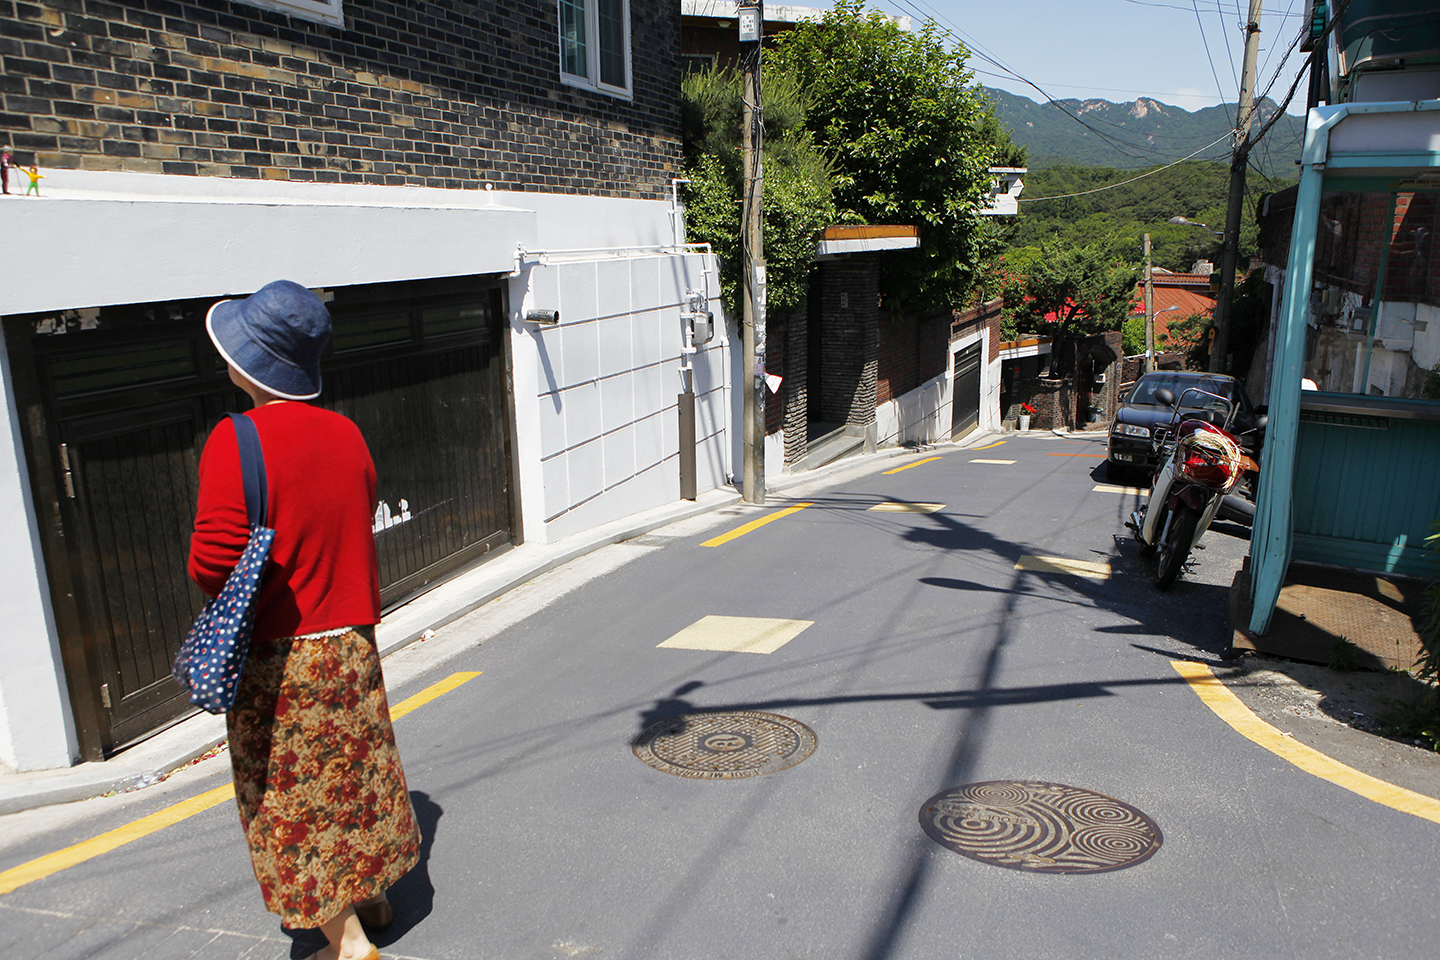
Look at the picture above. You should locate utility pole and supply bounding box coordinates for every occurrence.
[1143,233,1155,373]
[1210,0,1262,374]
[739,0,766,503]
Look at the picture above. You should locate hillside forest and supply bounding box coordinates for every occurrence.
[997,161,1296,277]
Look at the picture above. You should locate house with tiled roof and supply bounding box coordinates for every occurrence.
[1129,271,1216,346]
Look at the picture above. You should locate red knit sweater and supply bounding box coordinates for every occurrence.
[189,403,382,643]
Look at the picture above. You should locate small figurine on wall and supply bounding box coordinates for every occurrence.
[23,165,43,197]
[0,148,15,195]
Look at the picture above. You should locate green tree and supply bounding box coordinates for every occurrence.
[1002,241,1141,343]
[1121,316,1147,357]
[681,67,840,320]
[769,0,1020,314]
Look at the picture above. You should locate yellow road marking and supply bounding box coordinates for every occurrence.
[1171,661,1440,825]
[882,456,942,475]
[658,615,813,654]
[1092,483,1146,495]
[701,503,813,547]
[0,671,483,896]
[868,502,944,514]
[971,440,1007,450]
[0,783,237,896]
[970,458,1016,465]
[1014,555,1112,579]
[389,671,481,721]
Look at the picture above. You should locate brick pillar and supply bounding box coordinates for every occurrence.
[817,255,879,440]
[782,297,809,465]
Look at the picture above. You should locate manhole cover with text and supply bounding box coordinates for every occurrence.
[632,711,817,779]
[920,780,1162,874]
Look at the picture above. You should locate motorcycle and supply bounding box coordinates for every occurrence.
[1126,387,1265,588]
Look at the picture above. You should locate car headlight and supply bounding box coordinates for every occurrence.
[1112,423,1151,438]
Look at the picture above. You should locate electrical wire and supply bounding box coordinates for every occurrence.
[1021,132,1235,201]
[1194,0,1236,125]
[876,0,1192,161]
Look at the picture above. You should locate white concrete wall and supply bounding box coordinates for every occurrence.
[875,328,1000,448]
[0,171,732,767]
[513,251,732,543]
[877,374,949,447]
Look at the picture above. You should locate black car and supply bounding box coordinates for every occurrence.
[1106,371,1259,482]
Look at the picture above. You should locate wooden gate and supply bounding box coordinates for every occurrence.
[951,342,982,439]
[6,275,516,760]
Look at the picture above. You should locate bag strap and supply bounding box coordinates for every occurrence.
[227,412,269,530]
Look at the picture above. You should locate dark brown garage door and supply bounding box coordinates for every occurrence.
[5,274,516,760]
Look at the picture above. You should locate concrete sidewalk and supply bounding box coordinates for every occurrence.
[0,434,999,816]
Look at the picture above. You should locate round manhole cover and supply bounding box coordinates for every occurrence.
[632,711,817,779]
[920,780,1162,874]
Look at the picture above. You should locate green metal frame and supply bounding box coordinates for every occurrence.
[1249,100,1440,634]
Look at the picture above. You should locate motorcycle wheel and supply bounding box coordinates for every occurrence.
[1154,505,1197,589]
[1137,523,1157,558]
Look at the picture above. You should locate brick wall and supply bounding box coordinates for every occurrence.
[1,0,680,195]
[876,306,949,405]
[765,309,785,437]
[951,298,1002,359]
[816,254,878,426]
[779,298,807,460]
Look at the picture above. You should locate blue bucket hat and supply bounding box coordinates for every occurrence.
[206,280,330,400]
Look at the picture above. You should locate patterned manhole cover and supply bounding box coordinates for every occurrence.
[920,780,1162,874]
[632,711,817,779]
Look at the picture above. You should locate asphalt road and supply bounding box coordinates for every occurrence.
[3,432,1436,960]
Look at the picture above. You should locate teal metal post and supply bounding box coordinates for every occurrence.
[1248,112,1333,635]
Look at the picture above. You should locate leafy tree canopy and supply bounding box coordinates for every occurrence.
[1000,240,1141,341]
[681,66,840,320]
[1003,161,1295,273]
[768,0,1022,314]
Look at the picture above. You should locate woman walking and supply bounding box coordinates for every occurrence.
[189,280,420,960]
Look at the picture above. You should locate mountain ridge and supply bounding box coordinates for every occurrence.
[982,87,1305,178]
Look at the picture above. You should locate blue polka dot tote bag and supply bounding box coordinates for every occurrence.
[174,413,274,715]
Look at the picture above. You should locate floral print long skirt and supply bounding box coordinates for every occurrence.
[227,626,421,928]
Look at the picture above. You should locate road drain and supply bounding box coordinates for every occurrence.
[632,711,817,779]
[920,780,1162,874]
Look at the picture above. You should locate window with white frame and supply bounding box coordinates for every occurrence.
[559,0,632,97]
[237,0,344,27]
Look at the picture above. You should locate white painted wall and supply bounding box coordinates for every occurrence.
[0,171,735,768]
[513,250,732,543]
[877,374,949,447]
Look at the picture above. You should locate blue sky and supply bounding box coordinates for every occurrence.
[858,0,1313,116]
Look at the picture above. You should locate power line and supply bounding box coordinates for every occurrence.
[1021,132,1236,201]
[876,0,1171,162]
[1193,0,1235,123]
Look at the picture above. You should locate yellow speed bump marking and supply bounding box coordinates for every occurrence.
[883,456,942,475]
[0,671,482,896]
[1171,661,1440,825]
[971,440,1007,450]
[867,502,944,514]
[701,502,813,547]
[1014,555,1112,579]
[970,458,1017,465]
[658,615,813,654]
[1092,483,1146,495]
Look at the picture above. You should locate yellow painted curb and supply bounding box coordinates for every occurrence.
[882,456,942,475]
[1171,661,1440,825]
[0,671,484,895]
[701,502,813,547]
